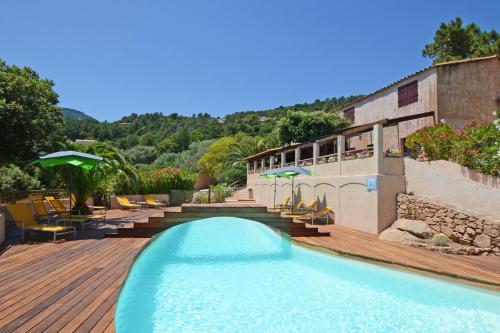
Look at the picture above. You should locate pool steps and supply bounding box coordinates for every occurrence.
[107,205,330,238]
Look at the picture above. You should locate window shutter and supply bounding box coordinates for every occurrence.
[398,80,418,107]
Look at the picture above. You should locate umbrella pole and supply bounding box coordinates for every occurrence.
[69,168,72,223]
[273,176,276,210]
[291,177,294,213]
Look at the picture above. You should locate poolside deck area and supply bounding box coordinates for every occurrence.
[294,224,500,288]
[0,209,498,332]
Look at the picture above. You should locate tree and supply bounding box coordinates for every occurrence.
[227,133,266,167]
[0,59,64,165]
[276,111,350,144]
[123,145,159,165]
[197,137,236,178]
[423,17,500,64]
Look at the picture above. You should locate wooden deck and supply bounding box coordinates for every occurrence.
[0,237,149,332]
[0,209,498,332]
[294,224,500,288]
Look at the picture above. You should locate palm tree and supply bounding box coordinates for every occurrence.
[227,135,267,167]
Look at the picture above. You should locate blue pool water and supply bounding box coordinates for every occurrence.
[116,217,500,333]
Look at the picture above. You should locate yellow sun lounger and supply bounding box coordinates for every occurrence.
[277,196,291,210]
[285,200,318,217]
[6,203,76,242]
[282,199,304,214]
[32,199,59,223]
[116,196,142,210]
[48,198,105,231]
[311,207,333,224]
[71,194,106,213]
[143,195,165,208]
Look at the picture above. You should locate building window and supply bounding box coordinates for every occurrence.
[344,107,355,122]
[398,80,418,107]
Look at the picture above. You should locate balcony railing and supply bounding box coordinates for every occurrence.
[343,148,374,160]
[297,158,313,166]
[283,162,295,167]
[316,153,338,164]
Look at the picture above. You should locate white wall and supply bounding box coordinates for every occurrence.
[248,172,406,234]
[404,158,500,219]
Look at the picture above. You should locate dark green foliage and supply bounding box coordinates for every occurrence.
[62,108,97,121]
[0,59,65,165]
[423,17,500,64]
[59,96,362,152]
[123,145,159,165]
[276,111,350,144]
[0,165,42,191]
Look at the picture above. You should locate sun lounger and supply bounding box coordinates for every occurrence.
[48,198,105,231]
[71,194,106,213]
[286,200,318,217]
[116,196,142,210]
[311,207,333,224]
[6,203,76,242]
[277,197,291,210]
[143,195,165,208]
[32,199,60,223]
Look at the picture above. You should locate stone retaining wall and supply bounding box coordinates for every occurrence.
[397,193,499,251]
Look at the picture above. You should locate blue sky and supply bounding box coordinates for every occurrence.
[1,0,498,121]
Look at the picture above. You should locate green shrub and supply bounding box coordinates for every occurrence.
[209,183,231,202]
[405,122,500,176]
[405,124,456,160]
[135,167,195,194]
[0,165,42,191]
[192,191,209,204]
[432,233,449,247]
[451,123,499,176]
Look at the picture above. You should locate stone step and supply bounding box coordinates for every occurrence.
[136,221,312,230]
[111,225,329,238]
[163,211,281,218]
[181,204,267,213]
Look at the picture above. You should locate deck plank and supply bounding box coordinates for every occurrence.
[294,224,500,286]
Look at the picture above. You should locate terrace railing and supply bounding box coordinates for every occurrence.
[343,148,374,160]
[297,158,314,166]
[316,153,338,164]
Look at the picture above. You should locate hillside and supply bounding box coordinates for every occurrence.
[62,107,97,122]
[61,95,362,152]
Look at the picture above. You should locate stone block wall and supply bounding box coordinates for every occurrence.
[397,193,499,251]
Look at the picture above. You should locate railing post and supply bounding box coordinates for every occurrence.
[313,142,319,166]
[337,135,345,175]
[281,151,286,167]
[337,135,345,161]
[373,124,383,174]
[295,148,300,166]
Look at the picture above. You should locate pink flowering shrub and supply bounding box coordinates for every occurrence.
[405,124,456,160]
[406,122,499,176]
[136,167,195,194]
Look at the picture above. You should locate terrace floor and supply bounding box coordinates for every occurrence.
[0,208,498,332]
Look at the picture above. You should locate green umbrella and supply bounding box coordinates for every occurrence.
[29,151,105,218]
[261,166,312,211]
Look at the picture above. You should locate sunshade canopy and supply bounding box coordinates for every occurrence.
[29,151,104,171]
[260,166,311,179]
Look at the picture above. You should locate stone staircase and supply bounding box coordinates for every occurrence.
[108,204,330,238]
[225,187,255,203]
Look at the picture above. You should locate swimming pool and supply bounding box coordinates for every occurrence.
[116,217,500,332]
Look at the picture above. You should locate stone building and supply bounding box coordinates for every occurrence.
[338,55,500,152]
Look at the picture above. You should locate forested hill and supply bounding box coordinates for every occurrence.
[61,95,362,152]
[62,107,97,122]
